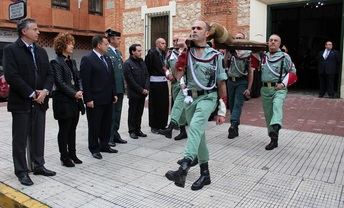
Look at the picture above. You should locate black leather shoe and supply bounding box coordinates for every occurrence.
[70,155,83,164]
[108,141,116,147]
[61,158,75,167]
[33,167,56,176]
[136,131,147,137]
[318,94,324,98]
[114,138,128,143]
[18,174,33,186]
[228,126,239,139]
[100,147,118,153]
[151,128,160,134]
[92,152,103,159]
[130,132,139,139]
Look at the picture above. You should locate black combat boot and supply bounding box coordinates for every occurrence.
[265,136,278,150]
[165,158,192,187]
[159,122,178,139]
[177,157,198,167]
[191,162,211,190]
[268,124,281,138]
[227,124,239,139]
[174,125,187,140]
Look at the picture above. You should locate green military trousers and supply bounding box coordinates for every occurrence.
[261,87,287,134]
[183,92,218,164]
[170,83,186,126]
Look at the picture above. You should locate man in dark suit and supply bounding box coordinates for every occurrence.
[80,35,118,159]
[145,38,169,133]
[105,29,127,146]
[123,44,149,139]
[3,18,56,186]
[318,41,341,98]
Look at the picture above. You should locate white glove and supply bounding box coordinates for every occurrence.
[183,88,193,104]
[165,69,171,77]
[217,98,226,117]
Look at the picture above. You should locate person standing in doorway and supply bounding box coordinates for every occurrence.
[318,41,340,98]
[3,18,56,186]
[145,38,169,134]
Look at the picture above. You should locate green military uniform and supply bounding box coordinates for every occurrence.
[183,46,227,164]
[107,46,125,142]
[166,49,186,126]
[261,50,296,135]
[226,50,251,138]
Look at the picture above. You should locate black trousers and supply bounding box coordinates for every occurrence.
[319,73,335,96]
[86,103,112,154]
[149,82,169,129]
[110,93,123,142]
[57,113,80,160]
[128,96,145,134]
[12,105,46,177]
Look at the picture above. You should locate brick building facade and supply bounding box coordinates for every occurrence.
[0,0,110,65]
[106,0,344,98]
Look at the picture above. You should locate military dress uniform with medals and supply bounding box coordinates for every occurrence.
[105,29,126,145]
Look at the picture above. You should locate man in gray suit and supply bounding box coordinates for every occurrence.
[105,29,127,145]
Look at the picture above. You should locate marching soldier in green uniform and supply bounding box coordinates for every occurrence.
[165,20,228,191]
[159,37,187,140]
[261,34,297,150]
[105,29,128,146]
[225,33,253,139]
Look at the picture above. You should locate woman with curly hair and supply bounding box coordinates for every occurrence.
[51,32,84,167]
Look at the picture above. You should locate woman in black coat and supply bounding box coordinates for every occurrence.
[51,33,85,167]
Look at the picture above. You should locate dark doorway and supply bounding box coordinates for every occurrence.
[150,15,169,49]
[269,0,342,94]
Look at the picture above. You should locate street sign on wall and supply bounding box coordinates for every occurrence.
[8,1,27,20]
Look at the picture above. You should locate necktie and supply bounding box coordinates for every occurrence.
[325,50,330,59]
[28,45,38,70]
[100,55,108,70]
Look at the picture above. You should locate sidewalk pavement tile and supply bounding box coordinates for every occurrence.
[0,96,344,207]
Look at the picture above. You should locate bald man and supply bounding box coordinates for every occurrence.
[145,38,169,133]
[261,34,297,150]
[165,20,228,190]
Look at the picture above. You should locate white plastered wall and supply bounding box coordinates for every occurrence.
[249,0,267,42]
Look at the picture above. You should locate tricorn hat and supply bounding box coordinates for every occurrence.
[105,29,121,37]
